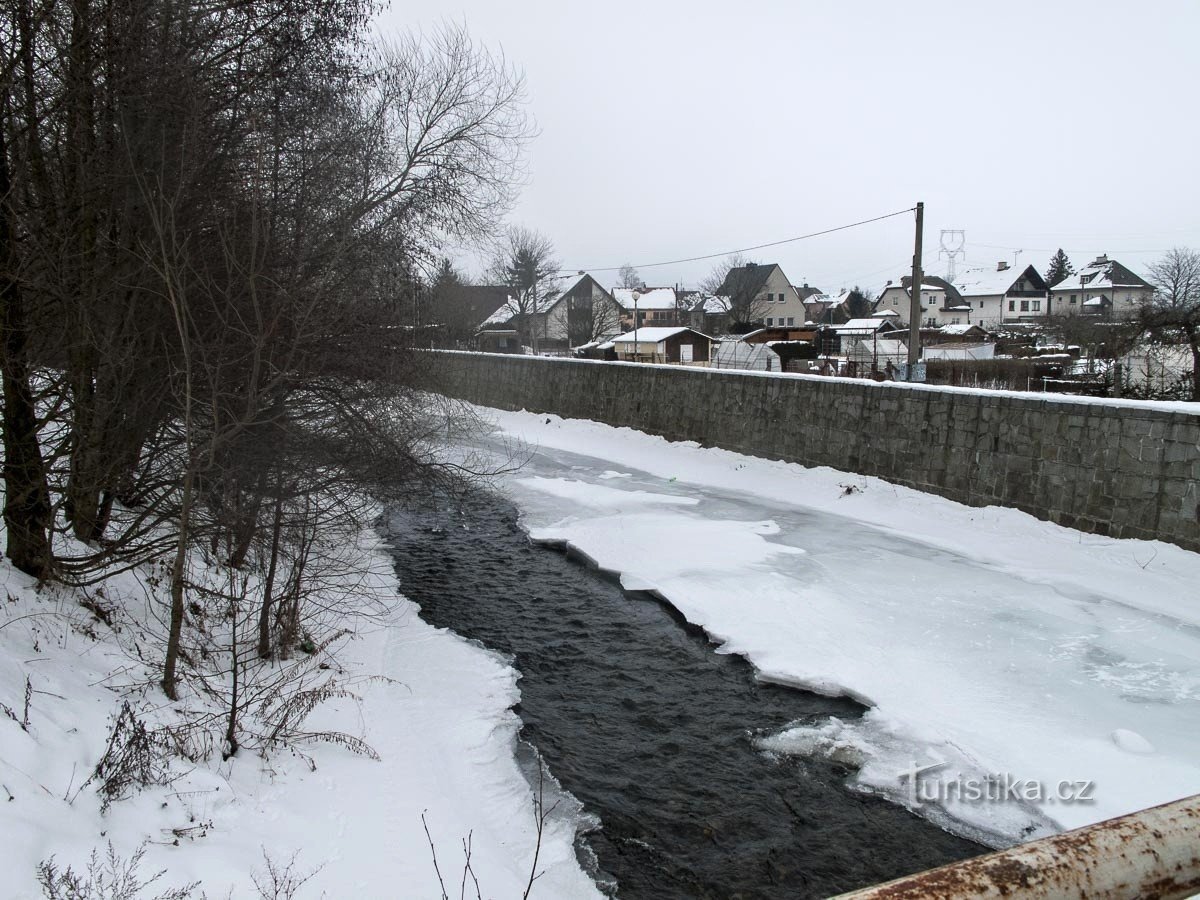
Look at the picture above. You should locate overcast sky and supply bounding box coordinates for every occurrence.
[375,0,1200,294]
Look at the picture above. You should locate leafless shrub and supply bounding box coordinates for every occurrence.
[83,704,173,811]
[37,843,198,899]
[251,849,322,900]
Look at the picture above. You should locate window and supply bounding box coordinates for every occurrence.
[1032,300,1041,312]
[1008,300,1015,311]
[787,317,795,326]
[766,317,773,326]
[1069,294,1077,304]
[892,297,898,305]
[1020,300,1030,312]
[979,301,984,308]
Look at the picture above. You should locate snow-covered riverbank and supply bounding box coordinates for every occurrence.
[0,526,600,898]
[473,407,1200,848]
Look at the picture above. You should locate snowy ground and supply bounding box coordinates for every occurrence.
[0,526,601,897]
[470,407,1200,848]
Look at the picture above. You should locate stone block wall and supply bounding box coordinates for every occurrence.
[429,353,1200,552]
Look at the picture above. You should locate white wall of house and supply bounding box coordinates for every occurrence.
[759,267,807,327]
[541,285,624,344]
[967,294,1006,328]
[877,285,946,326]
[1049,285,1153,319]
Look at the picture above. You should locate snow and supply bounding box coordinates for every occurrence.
[954,266,1026,298]
[465,407,1200,848]
[609,326,704,344]
[0,525,601,897]
[835,318,894,332]
[611,287,677,311]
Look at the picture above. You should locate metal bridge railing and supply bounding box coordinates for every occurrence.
[833,793,1200,900]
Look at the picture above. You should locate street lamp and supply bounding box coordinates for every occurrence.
[631,288,641,362]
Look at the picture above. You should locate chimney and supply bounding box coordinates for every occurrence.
[996,261,1009,271]
[1093,255,1108,266]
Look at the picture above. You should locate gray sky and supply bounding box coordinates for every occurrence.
[376,0,1200,293]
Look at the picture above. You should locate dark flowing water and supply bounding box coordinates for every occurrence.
[383,489,982,898]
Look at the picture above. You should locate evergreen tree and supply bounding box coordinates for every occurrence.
[1045,249,1075,287]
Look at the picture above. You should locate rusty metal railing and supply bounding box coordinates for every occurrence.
[833,794,1200,899]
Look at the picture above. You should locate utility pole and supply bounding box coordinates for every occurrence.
[907,202,924,377]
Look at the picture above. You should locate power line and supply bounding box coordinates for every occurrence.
[560,207,917,275]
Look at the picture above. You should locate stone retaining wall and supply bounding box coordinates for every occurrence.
[429,352,1200,552]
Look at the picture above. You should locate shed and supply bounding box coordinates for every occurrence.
[610,326,714,364]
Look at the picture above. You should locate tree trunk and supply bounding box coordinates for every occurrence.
[1186,325,1200,402]
[257,482,284,658]
[162,465,194,700]
[0,108,53,580]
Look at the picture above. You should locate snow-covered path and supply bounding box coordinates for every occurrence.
[472,408,1200,847]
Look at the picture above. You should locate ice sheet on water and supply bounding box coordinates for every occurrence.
[757,713,1060,848]
[478,409,1200,847]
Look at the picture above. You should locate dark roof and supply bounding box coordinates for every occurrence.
[716,263,778,298]
[795,285,823,300]
[1105,260,1153,290]
[431,284,511,330]
[899,274,963,305]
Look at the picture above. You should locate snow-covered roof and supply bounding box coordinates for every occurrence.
[873,309,900,318]
[612,287,678,311]
[954,266,1029,298]
[481,274,586,327]
[879,280,945,296]
[610,326,711,344]
[805,289,851,308]
[479,295,523,327]
[1049,257,1152,293]
[833,318,893,332]
[939,323,985,335]
[700,294,731,314]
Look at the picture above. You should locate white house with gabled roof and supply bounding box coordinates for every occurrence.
[954,262,1049,328]
[1048,255,1154,320]
[875,276,971,327]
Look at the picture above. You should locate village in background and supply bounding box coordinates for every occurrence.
[416,239,1199,401]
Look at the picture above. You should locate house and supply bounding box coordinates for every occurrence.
[954,262,1048,327]
[1048,255,1154,320]
[428,284,512,348]
[610,326,714,364]
[875,275,971,327]
[476,273,622,353]
[687,293,733,334]
[540,274,624,350]
[612,287,682,330]
[715,262,808,329]
[802,288,860,324]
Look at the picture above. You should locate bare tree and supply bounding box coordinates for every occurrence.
[617,263,641,290]
[565,292,622,346]
[488,226,559,351]
[700,253,769,331]
[1142,247,1200,400]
